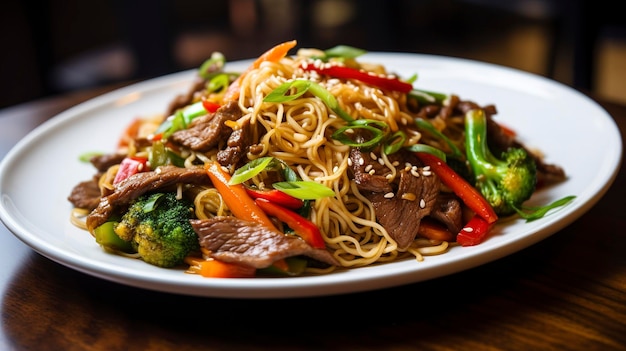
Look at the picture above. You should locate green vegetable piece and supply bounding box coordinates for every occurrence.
[94,221,135,253]
[465,109,537,216]
[229,156,274,184]
[408,89,448,105]
[198,52,225,79]
[272,181,335,200]
[114,192,199,268]
[323,45,367,59]
[414,118,462,158]
[383,130,406,155]
[515,195,576,222]
[405,144,447,162]
[78,151,104,163]
[149,141,168,168]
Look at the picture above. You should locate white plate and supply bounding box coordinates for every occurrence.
[0,53,622,298]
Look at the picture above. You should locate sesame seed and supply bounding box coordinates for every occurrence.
[462,227,474,233]
[419,199,426,208]
[332,166,339,173]
[422,170,432,176]
[385,174,393,180]
[370,152,377,160]
[365,164,373,172]
[384,192,395,199]
[423,166,431,171]
[359,158,365,166]
[392,161,400,166]
[368,169,375,175]
[378,158,385,165]
[411,169,420,177]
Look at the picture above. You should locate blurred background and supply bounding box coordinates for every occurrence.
[2,0,625,109]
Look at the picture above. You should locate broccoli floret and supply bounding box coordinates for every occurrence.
[114,192,199,268]
[464,109,537,216]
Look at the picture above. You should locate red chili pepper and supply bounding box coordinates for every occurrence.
[456,214,494,246]
[415,152,498,224]
[245,188,304,210]
[254,198,325,249]
[202,99,221,113]
[301,64,413,93]
[113,156,149,184]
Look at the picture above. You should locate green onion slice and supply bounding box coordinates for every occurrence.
[323,45,367,60]
[414,118,462,158]
[198,52,225,79]
[406,144,447,162]
[229,157,274,185]
[383,131,406,155]
[272,181,335,200]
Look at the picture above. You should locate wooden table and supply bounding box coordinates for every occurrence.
[1,85,625,351]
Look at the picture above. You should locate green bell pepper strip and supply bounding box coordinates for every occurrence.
[94,221,135,253]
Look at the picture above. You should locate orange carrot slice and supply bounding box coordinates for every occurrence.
[222,40,298,102]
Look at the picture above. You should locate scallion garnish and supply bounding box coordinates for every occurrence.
[229,156,274,184]
[272,181,335,200]
[406,144,447,162]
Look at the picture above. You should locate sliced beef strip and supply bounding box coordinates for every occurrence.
[90,153,126,173]
[169,101,242,152]
[349,147,422,194]
[349,147,393,193]
[165,76,207,117]
[364,168,441,250]
[190,217,340,268]
[86,166,210,232]
[217,116,255,171]
[429,193,463,234]
[67,175,102,211]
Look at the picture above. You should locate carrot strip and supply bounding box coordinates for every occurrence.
[222,40,297,102]
[205,161,277,230]
[195,258,256,278]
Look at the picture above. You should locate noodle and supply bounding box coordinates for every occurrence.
[214,50,450,270]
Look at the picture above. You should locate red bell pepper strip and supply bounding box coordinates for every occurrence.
[202,99,221,113]
[415,152,498,224]
[113,156,149,184]
[456,214,494,246]
[245,188,304,210]
[301,64,413,93]
[254,198,326,249]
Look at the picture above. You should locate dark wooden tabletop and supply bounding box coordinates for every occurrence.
[1,84,625,351]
